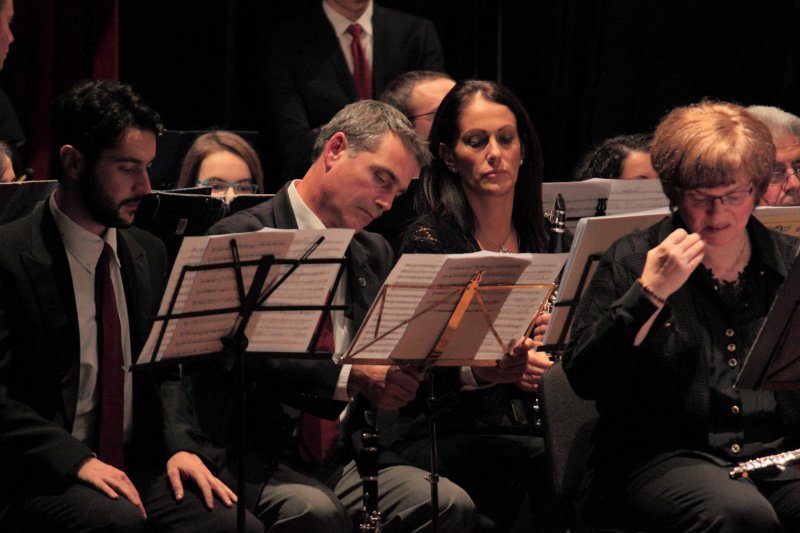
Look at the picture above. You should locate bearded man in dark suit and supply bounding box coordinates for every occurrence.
[0,80,260,532]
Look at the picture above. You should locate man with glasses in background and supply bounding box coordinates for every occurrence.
[747,105,800,206]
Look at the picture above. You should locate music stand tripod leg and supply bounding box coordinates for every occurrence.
[425,370,440,533]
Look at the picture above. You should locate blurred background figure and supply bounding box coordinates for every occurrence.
[370,70,455,252]
[177,130,264,201]
[575,133,658,181]
[381,70,455,139]
[0,141,14,182]
[261,0,444,187]
[747,105,800,206]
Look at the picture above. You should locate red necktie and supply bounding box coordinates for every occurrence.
[298,310,341,464]
[347,23,372,100]
[95,243,125,469]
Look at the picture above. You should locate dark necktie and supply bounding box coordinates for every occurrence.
[298,309,341,465]
[347,23,372,100]
[95,243,125,469]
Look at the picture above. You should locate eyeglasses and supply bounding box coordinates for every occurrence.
[410,109,437,120]
[681,185,754,210]
[769,166,800,186]
[197,178,258,194]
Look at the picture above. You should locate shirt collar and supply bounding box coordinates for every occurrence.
[322,0,373,37]
[287,180,327,230]
[49,192,120,273]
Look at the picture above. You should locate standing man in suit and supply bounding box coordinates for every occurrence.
[0,80,259,532]
[188,99,476,532]
[262,0,445,187]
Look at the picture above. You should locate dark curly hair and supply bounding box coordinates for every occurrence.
[575,133,652,181]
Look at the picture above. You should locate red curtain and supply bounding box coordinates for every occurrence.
[3,0,118,180]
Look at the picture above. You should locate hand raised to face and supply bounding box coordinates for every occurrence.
[640,228,705,301]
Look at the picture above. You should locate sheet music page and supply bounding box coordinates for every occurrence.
[753,206,800,238]
[543,211,669,348]
[138,228,352,362]
[247,228,353,353]
[344,252,566,365]
[606,179,669,215]
[542,180,612,232]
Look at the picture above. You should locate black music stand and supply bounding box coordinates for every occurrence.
[539,253,603,354]
[345,268,555,533]
[729,245,800,478]
[737,246,800,390]
[0,180,58,224]
[134,191,227,266]
[138,237,347,532]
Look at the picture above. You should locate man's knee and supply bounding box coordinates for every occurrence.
[259,484,350,533]
[438,478,477,528]
[6,493,149,533]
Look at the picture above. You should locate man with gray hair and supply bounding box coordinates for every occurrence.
[185,100,476,531]
[747,105,800,206]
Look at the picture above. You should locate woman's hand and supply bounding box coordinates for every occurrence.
[640,228,705,300]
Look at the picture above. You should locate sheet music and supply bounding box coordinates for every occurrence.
[753,205,800,238]
[343,251,566,365]
[138,228,353,362]
[542,178,669,232]
[543,211,669,348]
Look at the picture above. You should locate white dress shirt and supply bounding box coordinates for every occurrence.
[322,0,374,74]
[49,194,134,445]
[287,181,353,401]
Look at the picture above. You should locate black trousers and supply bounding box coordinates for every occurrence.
[583,453,800,533]
[0,465,264,533]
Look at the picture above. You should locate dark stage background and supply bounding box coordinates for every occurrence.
[3,0,799,188]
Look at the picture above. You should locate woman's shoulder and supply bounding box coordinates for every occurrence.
[400,213,472,254]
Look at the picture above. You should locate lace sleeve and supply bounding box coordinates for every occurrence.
[399,221,449,254]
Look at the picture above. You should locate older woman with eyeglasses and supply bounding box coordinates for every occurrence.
[563,101,800,532]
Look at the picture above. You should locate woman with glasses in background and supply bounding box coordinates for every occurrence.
[177,130,264,201]
[563,101,800,532]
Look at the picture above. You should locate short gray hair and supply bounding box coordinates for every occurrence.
[311,100,431,168]
[380,70,454,119]
[746,105,800,141]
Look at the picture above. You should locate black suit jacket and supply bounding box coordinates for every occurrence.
[0,202,202,500]
[262,2,445,184]
[186,184,394,483]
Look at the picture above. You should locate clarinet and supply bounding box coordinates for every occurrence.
[729,448,800,479]
[531,193,568,429]
[359,428,383,532]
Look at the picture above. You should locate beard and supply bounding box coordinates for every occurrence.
[79,168,142,229]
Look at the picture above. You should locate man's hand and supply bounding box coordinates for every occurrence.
[166,451,237,510]
[348,364,425,410]
[75,456,146,518]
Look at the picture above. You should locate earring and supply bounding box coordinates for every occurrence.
[520,157,524,166]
